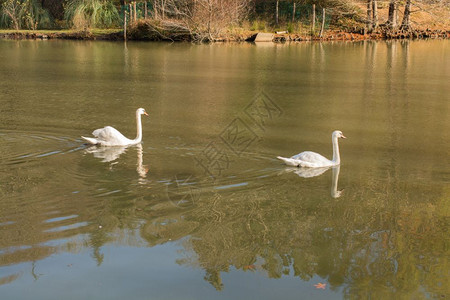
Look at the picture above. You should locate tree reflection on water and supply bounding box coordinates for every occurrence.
[1,39,449,298]
[0,145,448,299]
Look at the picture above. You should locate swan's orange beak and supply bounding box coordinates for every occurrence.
[341,135,346,139]
[144,111,149,116]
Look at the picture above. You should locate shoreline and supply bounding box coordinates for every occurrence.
[1,29,448,42]
[0,30,123,41]
[275,29,450,42]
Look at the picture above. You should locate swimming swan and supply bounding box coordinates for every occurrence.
[82,108,148,146]
[277,130,346,168]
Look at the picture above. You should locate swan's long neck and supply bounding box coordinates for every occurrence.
[133,112,143,144]
[332,136,340,165]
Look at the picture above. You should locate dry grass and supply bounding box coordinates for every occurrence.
[353,0,450,30]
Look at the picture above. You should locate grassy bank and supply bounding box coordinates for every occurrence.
[1,26,449,42]
[0,28,123,40]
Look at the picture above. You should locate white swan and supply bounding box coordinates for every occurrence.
[82,108,148,146]
[277,130,346,168]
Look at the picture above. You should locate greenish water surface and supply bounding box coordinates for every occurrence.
[0,39,449,299]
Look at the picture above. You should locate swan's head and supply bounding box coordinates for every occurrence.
[333,130,346,139]
[137,108,149,116]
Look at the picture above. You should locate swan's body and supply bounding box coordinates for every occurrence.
[277,130,346,168]
[82,108,148,146]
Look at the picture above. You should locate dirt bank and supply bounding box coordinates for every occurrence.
[275,29,450,42]
[1,28,448,42]
[0,30,123,41]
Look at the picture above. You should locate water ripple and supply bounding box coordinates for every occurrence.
[43,222,89,233]
[0,130,84,166]
[44,214,79,224]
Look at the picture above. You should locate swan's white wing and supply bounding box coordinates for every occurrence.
[92,126,130,146]
[277,156,300,166]
[92,126,123,139]
[291,151,332,166]
[277,156,320,168]
[278,151,334,168]
[81,136,98,144]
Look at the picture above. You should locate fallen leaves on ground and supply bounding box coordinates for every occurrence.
[314,282,326,289]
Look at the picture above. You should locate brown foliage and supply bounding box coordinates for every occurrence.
[153,0,251,42]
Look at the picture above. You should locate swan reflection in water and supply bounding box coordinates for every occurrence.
[84,143,148,178]
[282,165,342,198]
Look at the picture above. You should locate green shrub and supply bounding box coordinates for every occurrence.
[1,0,51,30]
[64,0,120,30]
[287,22,294,33]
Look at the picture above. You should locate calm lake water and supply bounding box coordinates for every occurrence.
[0,39,449,299]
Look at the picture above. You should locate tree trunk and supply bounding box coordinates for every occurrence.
[311,4,315,35]
[129,3,133,23]
[144,2,147,19]
[292,2,296,22]
[8,13,20,30]
[319,8,325,38]
[124,13,127,40]
[372,0,378,29]
[12,17,20,31]
[387,0,397,30]
[133,1,137,22]
[276,0,279,25]
[366,0,373,33]
[401,0,411,30]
